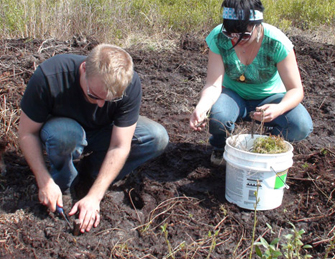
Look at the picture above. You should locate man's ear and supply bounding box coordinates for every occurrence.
[82,61,86,72]
[79,61,87,78]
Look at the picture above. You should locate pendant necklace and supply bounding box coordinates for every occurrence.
[239,74,246,82]
[239,43,257,82]
[238,28,261,82]
[239,49,247,81]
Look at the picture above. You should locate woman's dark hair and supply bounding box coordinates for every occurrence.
[221,0,264,46]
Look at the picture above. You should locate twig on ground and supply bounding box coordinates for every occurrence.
[133,196,199,231]
[328,225,335,237]
[312,237,334,246]
[128,188,143,223]
[293,208,335,222]
[214,216,228,230]
[307,172,334,205]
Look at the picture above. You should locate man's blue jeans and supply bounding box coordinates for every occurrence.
[40,116,169,191]
[208,88,313,150]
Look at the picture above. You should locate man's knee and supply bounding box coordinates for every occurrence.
[152,123,169,153]
[41,117,87,155]
[137,116,169,154]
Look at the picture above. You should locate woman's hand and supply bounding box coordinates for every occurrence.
[190,50,224,131]
[251,104,283,122]
[190,106,208,131]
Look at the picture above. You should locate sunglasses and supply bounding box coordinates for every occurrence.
[87,81,123,102]
[221,24,256,41]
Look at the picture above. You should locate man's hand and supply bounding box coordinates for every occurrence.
[38,180,63,212]
[67,123,135,233]
[68,195,101,233]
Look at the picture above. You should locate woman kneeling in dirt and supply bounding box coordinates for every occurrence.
[190,0,313,165]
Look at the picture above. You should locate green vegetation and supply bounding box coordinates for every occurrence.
[0,0,334,46]
[252,135,289,154]
[254,223,313,259]
[264,0,335,31]
[249,181,261,258]
[251,186,312,259]
[161,223,175,259]
[281,223,313,259]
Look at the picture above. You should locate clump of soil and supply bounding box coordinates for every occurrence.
[0,34,334,258]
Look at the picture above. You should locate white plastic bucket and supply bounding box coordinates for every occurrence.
[223,134,293,210]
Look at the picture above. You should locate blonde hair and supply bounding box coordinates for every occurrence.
[85,44,134,98]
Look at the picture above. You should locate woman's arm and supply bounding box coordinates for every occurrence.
[190,50,224,131]
[252,50,304,122]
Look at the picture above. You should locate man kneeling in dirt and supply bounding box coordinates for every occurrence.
[18,44,169,233]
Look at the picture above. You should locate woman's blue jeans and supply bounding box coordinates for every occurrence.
[40,116,169,191]
[208,88,313,150]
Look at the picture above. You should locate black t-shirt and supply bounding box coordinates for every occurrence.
[21,54,141,131]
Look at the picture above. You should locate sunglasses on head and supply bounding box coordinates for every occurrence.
[221,24,256,41]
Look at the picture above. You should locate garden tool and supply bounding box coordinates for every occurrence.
[56,205,72,229]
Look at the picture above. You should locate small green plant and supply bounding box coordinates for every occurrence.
[281,222,312,259]
[161,223,175,259]
[255,237,283,258]
[302,162,309,169]
[249,180,261,259]
[320,148,328,155]
[324,233,335,259]
[254,223,312,259]
[207,230,219,259]
[252,135,289,154]
[219,204,228,216]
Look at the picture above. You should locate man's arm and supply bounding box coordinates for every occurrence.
[18,111,63,212]
[69,122,136,233]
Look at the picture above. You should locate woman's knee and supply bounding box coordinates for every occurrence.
[272,107,313,142]
[288,120,313,141]
[286,105,313,141]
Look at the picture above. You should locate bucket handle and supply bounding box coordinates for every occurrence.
[270,166,290,189]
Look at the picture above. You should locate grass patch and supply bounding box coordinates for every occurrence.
[0,0,334,47]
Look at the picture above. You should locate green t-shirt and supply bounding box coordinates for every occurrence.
[206,23,293,100]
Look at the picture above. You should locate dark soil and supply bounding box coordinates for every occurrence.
[0,34,334,258]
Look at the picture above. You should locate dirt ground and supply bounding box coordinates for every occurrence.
[0,33,334,258]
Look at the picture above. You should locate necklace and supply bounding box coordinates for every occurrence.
[237,26,262,82]
[239,42,257,82]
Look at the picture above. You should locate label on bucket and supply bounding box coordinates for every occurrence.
[225,163,288,210]
[274,170,288,189]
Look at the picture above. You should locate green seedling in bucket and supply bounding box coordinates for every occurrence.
[252,135,288,154]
